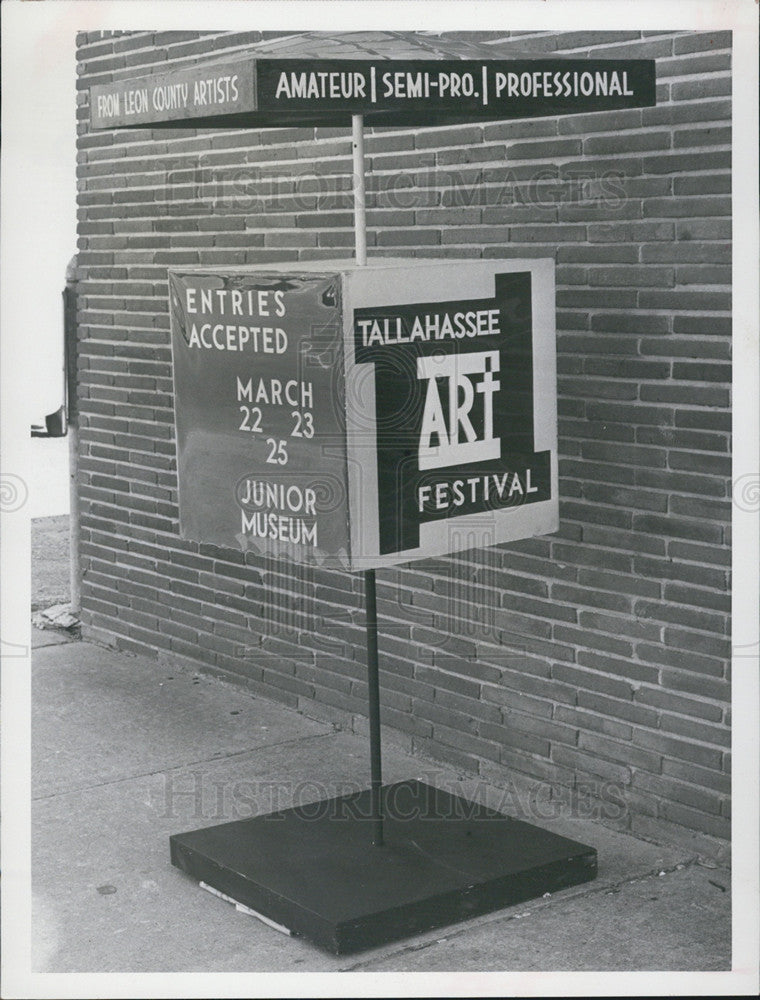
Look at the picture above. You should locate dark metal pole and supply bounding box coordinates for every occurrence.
[364,568,384,846]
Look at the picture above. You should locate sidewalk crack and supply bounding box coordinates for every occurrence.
[32,730,337,800]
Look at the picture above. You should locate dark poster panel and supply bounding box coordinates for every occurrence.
[353,272,551,556]
[169,270,350,564]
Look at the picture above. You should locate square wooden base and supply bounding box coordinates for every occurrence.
[170,779,597,955]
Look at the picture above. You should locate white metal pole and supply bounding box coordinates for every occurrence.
[352,112,382,844]
[351,114,367,267]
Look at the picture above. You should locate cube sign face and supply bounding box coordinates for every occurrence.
[169,259,557,571]
[169,269,351,564]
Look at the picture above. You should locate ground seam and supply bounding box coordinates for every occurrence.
[31,730,337,800]
[339,856,709,970]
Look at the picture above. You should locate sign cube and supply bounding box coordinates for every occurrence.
[169,258,557,570]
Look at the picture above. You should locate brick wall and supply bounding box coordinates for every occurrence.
[74,30,732,846]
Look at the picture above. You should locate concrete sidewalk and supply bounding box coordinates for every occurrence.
[31,514,71,611]
[32,634,731,973]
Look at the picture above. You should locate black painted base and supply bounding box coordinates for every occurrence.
[170,779,597,955]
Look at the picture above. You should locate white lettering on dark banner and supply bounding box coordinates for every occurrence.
[417,471,538,512]
[269,61,646,110]
[356,308,500,347]
[92,58,655,130]
[275,71,367,100]
[494,69,633,99]
[184,286,288,353]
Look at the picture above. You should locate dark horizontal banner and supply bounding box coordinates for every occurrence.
[259,59,656,116]
[91,57,655,129]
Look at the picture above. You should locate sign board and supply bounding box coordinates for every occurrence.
[91,58,256,128]
[169,259,557,570]
[92,58,655,129]
[169,269,350,563]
